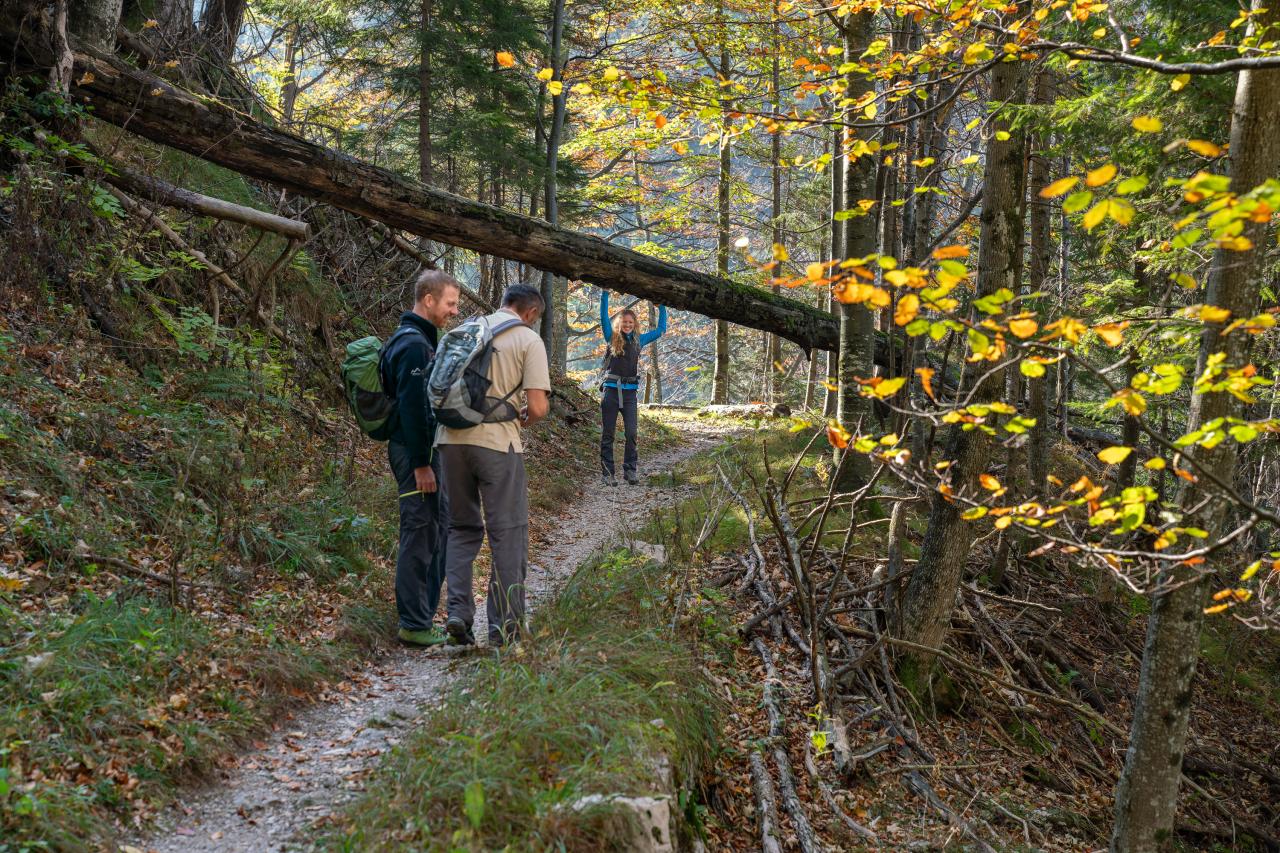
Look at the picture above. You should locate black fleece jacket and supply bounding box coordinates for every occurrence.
[383,312,440,469]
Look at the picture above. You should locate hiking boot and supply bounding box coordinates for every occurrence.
[445,616,476,646]
[624,472,640,486]
[398,626,447,647]
[602,473,618,487]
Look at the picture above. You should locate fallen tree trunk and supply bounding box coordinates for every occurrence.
[105,166,310,241]
[2,19,845,351]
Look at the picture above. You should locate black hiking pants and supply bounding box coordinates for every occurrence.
[389,441,449,631]
[600,386,638,477]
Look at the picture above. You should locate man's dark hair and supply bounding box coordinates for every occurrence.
[414,269,460,303]
[501,283,545,314]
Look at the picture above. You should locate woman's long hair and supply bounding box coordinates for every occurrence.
[609,309,639,357]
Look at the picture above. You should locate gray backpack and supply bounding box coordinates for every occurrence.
[426,314,526,429]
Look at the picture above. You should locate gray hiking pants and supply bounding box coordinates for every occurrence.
[388,442,448,631]
[600,386,638,477]
[439,444,529,644]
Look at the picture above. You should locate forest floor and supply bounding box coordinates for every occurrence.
[130,418,728,852]
[665,425,1280,853]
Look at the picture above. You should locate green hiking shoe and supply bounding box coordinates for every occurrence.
[398,626,447,647]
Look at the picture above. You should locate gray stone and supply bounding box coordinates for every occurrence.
[566,794,675,853]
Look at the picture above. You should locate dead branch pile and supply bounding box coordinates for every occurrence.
[713,442,1280,851]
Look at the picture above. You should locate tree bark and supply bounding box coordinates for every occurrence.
[1025,70,1053,497]
[539,0,566,363]
[712,0,732,404]
[22,31,846,350]
[68,0,122,50]
[891,57,1026,667]
[197,0,245,62]
[418,0,433,185]
[767,0,784,405]
[835,9,877,488]
[825,120,843,417]
[1111,3,1280,847]
[104,166,310,239]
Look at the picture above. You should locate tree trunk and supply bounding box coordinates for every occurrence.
[891,58,1026,668]
[712,0,732,404]
[418,0,433,185]
[767,0,784,405]
[540,0,566,361]
[649,301,663,402]
[68,0,122,50]
[1025,70,1053,497]
[1111,3,1280,847]
[197,0,243,61]
[27,35,850,351]
[826,120,843,417]
[834,9,877,488]
[280,23,299,124]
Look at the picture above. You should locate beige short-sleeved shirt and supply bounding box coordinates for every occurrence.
[436,309,551,454]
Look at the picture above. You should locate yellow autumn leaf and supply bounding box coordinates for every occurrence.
[868,376,907,399]
[806,262,825,281]
[1038,176,1079,198]
[1144,457,1166,470]
[1199,304,1231,323]
[548,80,564,96]
[1111,387,1147,416]
[1107,197,1135,225]
[1082,201,1107,230]
[1097,446,1133,464]
[1007,317,1038,338]
[496,51,516,68]
[1085,163,1117,187]
[916,366,937,401]
[826,420,851,449]
[602,67,621,82]
[979,473,1001,490]
[536,67,554,81]
[1131,115,1163,133]
[672,141,689,155]
[1186,139,1222,157]
[1094,322,1128,346]
[894,294,920,326]
[932,244,969,260]
[772,243,789,262]
[1216,235,1254,251]
[1171,73,1191,91]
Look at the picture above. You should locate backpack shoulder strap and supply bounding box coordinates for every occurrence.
[488,316,527,338]
[379,324,429,394]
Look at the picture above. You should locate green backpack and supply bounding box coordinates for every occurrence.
[341,327,422,440]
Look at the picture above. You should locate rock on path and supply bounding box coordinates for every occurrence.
[132,428,718,852]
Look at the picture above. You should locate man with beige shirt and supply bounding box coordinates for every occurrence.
[437,284,551,647]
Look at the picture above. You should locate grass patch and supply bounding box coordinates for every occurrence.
[637,417,863,558]
[0,317,399,849]
[323,549,724,852]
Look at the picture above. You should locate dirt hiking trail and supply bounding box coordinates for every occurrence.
[133,422,721,852]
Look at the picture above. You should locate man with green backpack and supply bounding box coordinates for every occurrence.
[343,270,460,646]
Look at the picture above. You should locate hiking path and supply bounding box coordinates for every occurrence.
[132,421,720,852]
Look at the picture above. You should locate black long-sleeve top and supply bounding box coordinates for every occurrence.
[383,312,440,469]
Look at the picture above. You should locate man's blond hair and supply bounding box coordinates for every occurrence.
[414,270,460,303]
